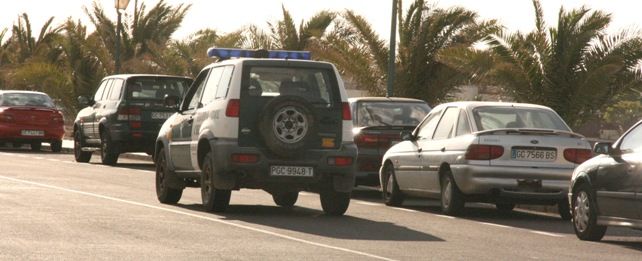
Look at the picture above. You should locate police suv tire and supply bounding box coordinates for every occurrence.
[272,191,299,208]
[201,152,231,212]
[320,189,350,216]
[155,148,183,204]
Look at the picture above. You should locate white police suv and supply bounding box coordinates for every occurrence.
[154,49,357,215]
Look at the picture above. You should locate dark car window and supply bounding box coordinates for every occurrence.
[246,66,338,105]
[94,79,110,102]
[433,107,459,140]
[355,101,430,127]
[620,123,642,152]
[416,110,442,140]
[472,106,570,131]
[183,69,211,111]
[126,77,190,102]
[108,79,124,100]
[0,93,55,108]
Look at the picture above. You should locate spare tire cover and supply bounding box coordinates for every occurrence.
[258,96,317,158]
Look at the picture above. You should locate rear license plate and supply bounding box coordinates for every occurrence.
[21,130,44,137]
[511,149,556,161]
[270,166,314,177]
[151,112,173,120]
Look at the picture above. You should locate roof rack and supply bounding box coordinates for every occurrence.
[207,48,311,61]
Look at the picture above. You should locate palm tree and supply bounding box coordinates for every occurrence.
[318,0,500,104]
[84,0,190,73]
[245,6,335,51]
[161,29,245,77]
[483,0,642,128]
[7,14,63,64]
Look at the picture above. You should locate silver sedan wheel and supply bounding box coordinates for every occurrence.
[386,172,394,196]
[574,191,590,232]
[272,106,308,144]
[442,179,452,209]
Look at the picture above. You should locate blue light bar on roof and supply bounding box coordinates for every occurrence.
[207,48,311,60]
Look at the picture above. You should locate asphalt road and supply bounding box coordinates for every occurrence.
[1,148,641,260]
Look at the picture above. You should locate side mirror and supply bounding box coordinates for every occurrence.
[77,96,93,106]
[593,142,612,155]
[400,130,414,141]
[163,94,180,111]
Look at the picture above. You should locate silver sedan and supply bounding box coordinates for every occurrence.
[380,101,592,219]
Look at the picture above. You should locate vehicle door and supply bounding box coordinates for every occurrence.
[189,66,228,169]
[595,122,642,219]
[96,78,123,134]
[395,108,442,191]
[84,79,110,140]
[417,107,460,193]
[169,68,211,170]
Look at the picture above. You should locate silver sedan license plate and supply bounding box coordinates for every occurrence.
[21,130,44,136]
[511,149,556,161]
[270,166,314,177]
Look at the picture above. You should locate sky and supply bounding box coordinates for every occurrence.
[0,0,640,43]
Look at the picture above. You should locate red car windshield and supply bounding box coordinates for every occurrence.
[0,93,55,108]
[355,101,430,127]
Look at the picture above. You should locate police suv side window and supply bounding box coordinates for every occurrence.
[215,66,234,99]
[183,69,211,111]
[200,66,225,105]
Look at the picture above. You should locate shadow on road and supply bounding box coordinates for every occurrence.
[351,186,642,242]
[176,203,444,242]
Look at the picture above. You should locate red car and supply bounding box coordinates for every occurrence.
[0,91,65,152]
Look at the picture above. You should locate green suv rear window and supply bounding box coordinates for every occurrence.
[126,77,191,101]
[245,66,338,105]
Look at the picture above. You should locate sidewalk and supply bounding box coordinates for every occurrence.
[48,139,153,161]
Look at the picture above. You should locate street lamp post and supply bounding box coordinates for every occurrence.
[115,0,130,74]
[386,0,398,98]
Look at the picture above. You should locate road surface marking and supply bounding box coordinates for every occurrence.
[355,200,382,206]
[479,222,511,229]
[0,175,397,261]
[391,207,418,213]
[435,214,455,219]
[529,231,565,237]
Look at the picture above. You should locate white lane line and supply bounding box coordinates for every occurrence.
[0,175,397,261]
[529,230,565,238]
[478,222,511,229]
[391,207,418,213]
[435,214,455,219]
[354,201,382,207]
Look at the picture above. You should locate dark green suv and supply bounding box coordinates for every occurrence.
[73,74,192,165]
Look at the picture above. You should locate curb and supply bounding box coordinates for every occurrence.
[47,141,154,162]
